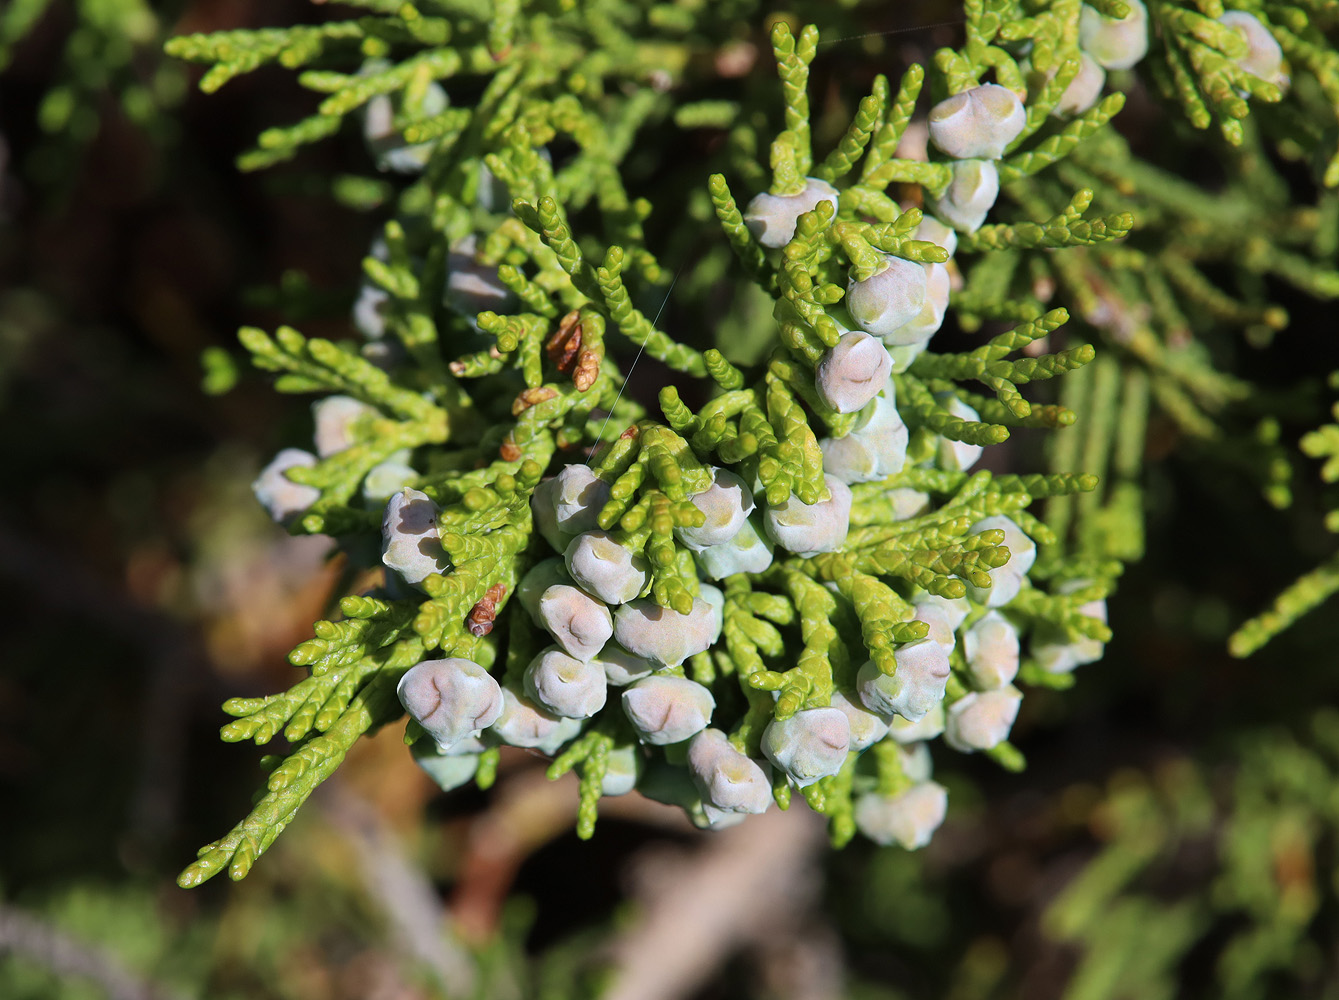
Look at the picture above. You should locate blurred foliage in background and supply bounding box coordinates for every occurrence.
[6,1,1339,999]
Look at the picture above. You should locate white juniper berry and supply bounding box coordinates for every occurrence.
[675,467,754,551]
[382,487,451,586]
[536,583,613,661]
[742,177,839,248]
[930,158,1000,233]
[761,707,852,787]
[362,452,417,503]
[312,395,374,458]
[816,331,895,414]
[896,741,934,784]
[965,515,1036,607]
[829,689,890,751]
[1032,583,1109,673]
[1054,53,1107,117]
[613,596,721,667]
[362,77,449,173]
[935,396,985,471]
[601,744,642,796]
[944,686,1023,752]
[564,530,649,604]
[913,214,959,258]
[397,658,504,750]
[927,83,1027,160]
[819,393,909,485]
[885,262,950,346]
[687,728,772,822]
[410,741,481,793]
[488,686,583,754]
[550,464,612,536]
[622,675,716,745]
[694,517,775,580]
[857,638,952,722]
[911,600,958,653]
[763,473,853,556]
[887,702,946,744]
[853,782,949,850]
[886,487,931,520]
[516,558,572,623]
[1218,11,1287,85]
[353,281,390,340]
[964,611,1021,689]
[1079,0,1149,71]
[253,448,321,525]
[846,255,929,338]
[593,643,658,686]
[523,646,608,718]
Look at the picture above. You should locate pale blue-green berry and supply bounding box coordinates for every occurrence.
[536,583,613,662]
[530,476,571,554]
[362,450,416,503]
[913,215,958,258]
[887,702,945,744]
[622,675,716,745]
[353,281,390,340]
[820,393,909,484]
[593,643,658,686]
[488,686,583,754]
[444,234,512,318]
[362,79,449,173]
[928,84,1027,160]
[613,596,721,667]
[398,658,504,750]
[846,255,929,338]
[687,728,772,819]
[944,686,1023,752]
[1033,586,1108,673]
[761,707,851,787]
[743,177,839,248]
[854,782,948,849]
[601,744,642,796]
[816,331,894,414]
[675,468,755,551]
[564,530,650,605]
[1219,12,1286,84]
[884,262,950,346]
[694,517,776,579]
[887,487,930,520]
[552,464,612,537]
[1054,53,1107,117]
[253,448,321,525]
[896,741,934,784]
[1080,0,1149,70]
[523,646,608,718]
[935,396,984,471]
[312,395,374,457]
[857,638,951,722]
[382,488,450,586]
[964,611,1021,689]
[916,591,971,631]
[763,473,853,556]
[930,158,999,233]
[912,600,957,653]
[516,558,571,624]
[965,515,1036,607]
[410,741,481,792]
[830,689,890,751]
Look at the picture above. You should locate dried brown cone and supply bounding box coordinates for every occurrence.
[466,582,508,637]
[511,386,558,416]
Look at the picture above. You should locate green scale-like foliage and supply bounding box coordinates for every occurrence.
[167,0,1339,886]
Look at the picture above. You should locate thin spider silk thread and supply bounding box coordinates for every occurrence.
[595,264,684,443]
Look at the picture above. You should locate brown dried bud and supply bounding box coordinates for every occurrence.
[573,348,601,392]
[512,386,558,416]
[499,433,522,462]
[448,360,467,376]
[546,310,583,363]
[619,425,639,441]
[466,582,508,637]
